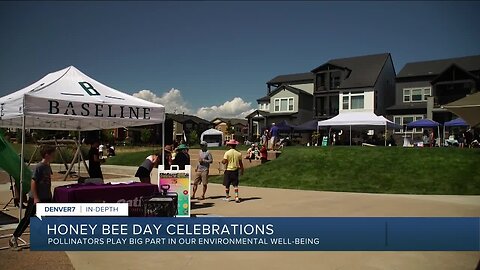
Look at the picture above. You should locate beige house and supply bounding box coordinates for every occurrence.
[211,118,248,143]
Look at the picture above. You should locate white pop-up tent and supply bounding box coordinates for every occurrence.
[0,66,165,130]
[317,111,401,146]
[0,65,166,222]
[200,128,224,147]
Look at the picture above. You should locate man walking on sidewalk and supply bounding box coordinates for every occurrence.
[222,139,244,203]
[192,141,213,200]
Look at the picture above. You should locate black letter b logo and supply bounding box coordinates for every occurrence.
[79,82,100,96]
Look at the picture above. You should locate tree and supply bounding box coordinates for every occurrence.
[226,121,235,135]
[188,130,199,145]
[101,129,115,144]
[140,128,152,144]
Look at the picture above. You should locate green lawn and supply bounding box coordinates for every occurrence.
[15,141,478,195]
[209,147,480,195]
[105,150,155,166]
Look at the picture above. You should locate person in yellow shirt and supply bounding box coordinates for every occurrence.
[222,139,244,203]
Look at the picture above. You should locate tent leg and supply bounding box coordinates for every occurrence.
[443,126,445,147]
[161,122,165,185]
[349,125,352,146]
[437,126,440,147]
[54,137,69,171]
[27,145,39,166]
[384,124,387,146]
[63,148,80,181]
[77,131,81,175]
[19,115,26,222]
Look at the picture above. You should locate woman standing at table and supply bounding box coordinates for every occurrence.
[88,140,104,180]
[135,152,161,184]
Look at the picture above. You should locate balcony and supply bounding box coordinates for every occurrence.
[433,95,468,107]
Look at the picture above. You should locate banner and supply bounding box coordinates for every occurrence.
[30,217,479,251]
[158,165,191,217]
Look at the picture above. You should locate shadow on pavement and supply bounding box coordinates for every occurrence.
[191,202,215,210]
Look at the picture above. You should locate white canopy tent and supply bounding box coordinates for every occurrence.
[0,66,165,130]
[0,65,166,222]
[317,111,401,146]
[200,128,224,147]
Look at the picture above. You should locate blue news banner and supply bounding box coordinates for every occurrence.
[30,217,479,251]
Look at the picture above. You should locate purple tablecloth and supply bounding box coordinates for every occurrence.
[53,182,158,216]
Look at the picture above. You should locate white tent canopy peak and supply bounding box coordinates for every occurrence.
[0,66,165,130]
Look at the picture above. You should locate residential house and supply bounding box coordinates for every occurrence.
[247,53,396,140]
[246,72,315,139]
[165,113,212,144]
[311,53,396,119]
[211,118,249,143]
[387,55,480,138]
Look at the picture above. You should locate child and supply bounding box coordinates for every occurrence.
[10,145,56,249]
[260,144,268,164]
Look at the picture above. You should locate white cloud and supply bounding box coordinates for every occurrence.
[196,97,254,121]
[133,89,254,121]
[133,88,192,114]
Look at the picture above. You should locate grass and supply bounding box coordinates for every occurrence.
[105,150,155,166]
[14,142,478,195]
[209,146,480,195]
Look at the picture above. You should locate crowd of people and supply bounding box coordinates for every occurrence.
[8,126,284,250]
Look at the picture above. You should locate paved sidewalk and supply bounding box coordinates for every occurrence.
[66,183,480,270]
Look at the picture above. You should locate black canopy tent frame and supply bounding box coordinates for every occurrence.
[28,136,89,181]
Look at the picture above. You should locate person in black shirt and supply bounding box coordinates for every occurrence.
[10,145,55,249]
[172,144,190,170]
[88,140,103,179]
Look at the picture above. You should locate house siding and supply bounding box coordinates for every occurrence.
[290,83,314,95]
[393,80,431,107]
[297,94,314,124]
[374,56,396,115]
[338,88,375,113]
[269,89,299,113]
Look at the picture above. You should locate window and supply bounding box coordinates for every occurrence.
[280,99,287,111]
[274,98,294,112]
[259,103,269,111]
[403,87,431,103]
[317,74,326,87]
[393,115,424,133]
[330,71,341,89]
[403,89,410,102]
[423,88,431,101]
[411,89,422,101]
[394,116,402,133]
[351,96,364,109]
[342,96,349,110]
[342,92,365,110]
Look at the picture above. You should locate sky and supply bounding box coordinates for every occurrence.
[1,1,479,120]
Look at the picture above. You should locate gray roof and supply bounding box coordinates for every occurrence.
[257,95,270,102]
[211,118,248,126]
[167,113,211,125]
[270,84,313,97]
[397,55,480,78]
[246,109,270,118]
[311,53,391,89]
[267,72,314,84]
